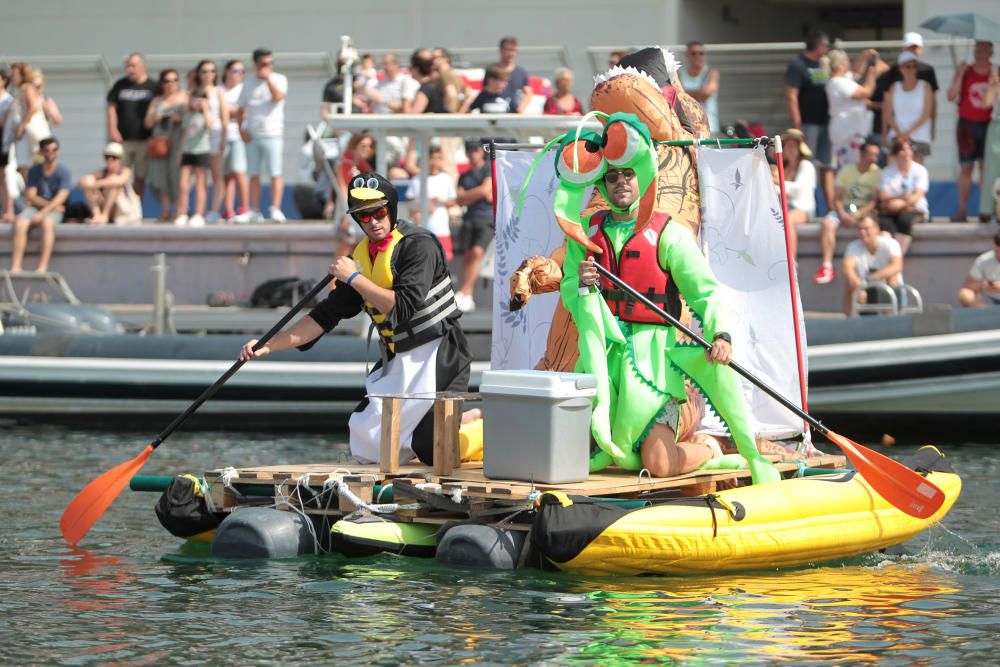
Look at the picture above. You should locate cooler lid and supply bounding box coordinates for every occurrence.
[479,370,597,399]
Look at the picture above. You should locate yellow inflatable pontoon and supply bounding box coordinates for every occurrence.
[532,465,961,577]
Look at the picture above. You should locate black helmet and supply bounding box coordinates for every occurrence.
[346,171,398,226]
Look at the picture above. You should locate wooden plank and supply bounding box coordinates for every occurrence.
[448,401,461,469]
[380,397,401,473]
[433,399,461,476]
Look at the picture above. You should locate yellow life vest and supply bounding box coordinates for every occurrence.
[353,227,405,349]
[352,224,459,354]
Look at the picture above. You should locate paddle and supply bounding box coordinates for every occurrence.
[60,274,335,545]
[590,262,945,519]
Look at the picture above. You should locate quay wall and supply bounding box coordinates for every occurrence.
[0,222,994,313]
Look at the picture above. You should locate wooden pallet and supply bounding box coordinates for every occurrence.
[204,454,847,514]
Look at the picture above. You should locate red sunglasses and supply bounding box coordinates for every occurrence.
[352,206,388,223]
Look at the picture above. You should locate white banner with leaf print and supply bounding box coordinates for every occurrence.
[490,148,575,372]
[491,146,807,441]
[697,146,808,440]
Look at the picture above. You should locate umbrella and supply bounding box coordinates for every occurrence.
[919,13,1000,43]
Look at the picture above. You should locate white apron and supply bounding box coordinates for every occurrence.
[348,336,442,464]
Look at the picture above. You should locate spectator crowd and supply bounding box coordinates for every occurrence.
[1,32,999,315]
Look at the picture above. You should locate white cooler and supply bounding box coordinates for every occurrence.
[480,370,597,484]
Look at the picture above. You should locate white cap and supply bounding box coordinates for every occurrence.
[903,32,923,48]
[897,51,918,66]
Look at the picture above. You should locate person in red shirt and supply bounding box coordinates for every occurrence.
[947,41,997,221]
[543,68,583,116]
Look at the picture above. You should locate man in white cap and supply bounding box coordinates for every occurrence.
[870,32,939,146]
[78,142,143,225]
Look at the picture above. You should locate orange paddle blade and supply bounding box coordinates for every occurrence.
[60,444,154,545]
[824,431,945,520]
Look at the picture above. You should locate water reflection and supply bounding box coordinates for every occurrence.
[564,564,963,664]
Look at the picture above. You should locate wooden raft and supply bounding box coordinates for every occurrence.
[203,454,848,519]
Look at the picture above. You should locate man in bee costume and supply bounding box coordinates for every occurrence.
[240,172,470,465]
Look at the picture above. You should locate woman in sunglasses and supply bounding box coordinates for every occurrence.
[144,68,187,221]
[239,172,471,466]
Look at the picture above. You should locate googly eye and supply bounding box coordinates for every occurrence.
[352,176,365,189]
[602,120,644,166]
[366,177,379,189]
[555,138,606,185]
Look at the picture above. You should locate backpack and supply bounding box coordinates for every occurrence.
[249,276,318,308]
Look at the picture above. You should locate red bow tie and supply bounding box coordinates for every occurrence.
[368,236,392,260]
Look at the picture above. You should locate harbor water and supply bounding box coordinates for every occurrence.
[3,425,998,665]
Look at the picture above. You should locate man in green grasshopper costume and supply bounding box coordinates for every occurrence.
[549,112,780,485]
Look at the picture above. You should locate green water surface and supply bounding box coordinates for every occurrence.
[2,426,998,665]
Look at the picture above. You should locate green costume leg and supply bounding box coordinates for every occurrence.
[670,346,782,485]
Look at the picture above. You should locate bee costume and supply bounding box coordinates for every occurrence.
[303,172,471,465]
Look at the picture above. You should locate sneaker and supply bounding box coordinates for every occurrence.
[455,292,475,312]
[205,211,221,223]
[248,209,264,223]
[269,206,287,223]
[233,209,252,223]
[812,263,835,285]
[188,214,206,228]
[173,214,189,227]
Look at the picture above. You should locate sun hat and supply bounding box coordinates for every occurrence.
[781,128,813,159]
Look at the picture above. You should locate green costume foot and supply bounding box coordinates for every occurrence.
[589,449,614,473]
[697,453,781,485]
[748,455,782,485]
[698,453,748,470]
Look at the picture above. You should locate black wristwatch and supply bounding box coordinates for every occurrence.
[713,331,732,344]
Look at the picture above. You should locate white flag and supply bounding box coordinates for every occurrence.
[491,149,581,370]
[697,146,808,440]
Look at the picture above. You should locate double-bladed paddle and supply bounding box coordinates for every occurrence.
[60,274,334,545]
[590,261,945,519]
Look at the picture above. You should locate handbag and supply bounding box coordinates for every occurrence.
[146,136,170,159]
[113,185,143,225]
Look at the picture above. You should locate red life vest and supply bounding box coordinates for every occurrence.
[589,211,680,324]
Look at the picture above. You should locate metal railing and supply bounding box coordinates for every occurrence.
[0,54,113,85]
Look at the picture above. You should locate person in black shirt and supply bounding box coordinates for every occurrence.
[106,53,157,196]
[463,65,511,114]
[410,54,447,114]
[321,56,369,117]
[455,139,494,312]
[785,31,834,212]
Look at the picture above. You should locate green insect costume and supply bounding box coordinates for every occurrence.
[533,111,780,485]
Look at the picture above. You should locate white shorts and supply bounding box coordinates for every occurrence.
[246,136,283,178]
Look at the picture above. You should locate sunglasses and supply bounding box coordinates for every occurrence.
[104,154,121,160]
[604,168,637,183]
[689,51,705,56]
[352,206,388,223]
